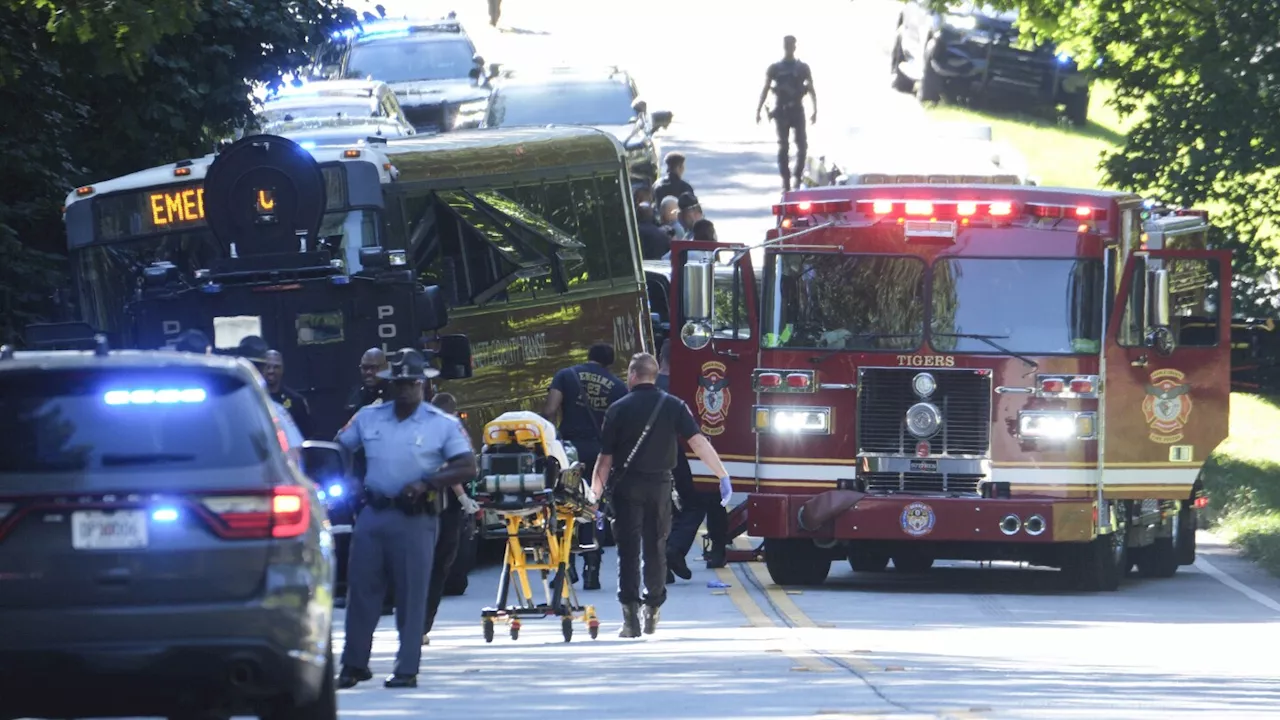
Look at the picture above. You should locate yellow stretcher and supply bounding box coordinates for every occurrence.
[474,412,599,642]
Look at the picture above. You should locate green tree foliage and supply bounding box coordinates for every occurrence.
[940,0,1280,313]
[0,0,355,342]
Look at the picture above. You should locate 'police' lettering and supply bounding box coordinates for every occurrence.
[377,305,394,320]
[896,355,956,367]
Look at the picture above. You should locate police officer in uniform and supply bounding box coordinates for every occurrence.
[335,349,476,689]
[591,353,732,638]
[346,347,391,416]
[756,35,818,192]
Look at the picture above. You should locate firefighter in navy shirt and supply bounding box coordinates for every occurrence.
[541,342,627,590]
[756,35,818,192]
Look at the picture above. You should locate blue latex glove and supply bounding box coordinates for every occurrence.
[719,475,733,507]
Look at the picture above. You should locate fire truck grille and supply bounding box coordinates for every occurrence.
[857,368,992,455]
[863,472,984,496]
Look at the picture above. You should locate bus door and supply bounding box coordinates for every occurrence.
[670,242,760,487]
[1102,248,1231,499]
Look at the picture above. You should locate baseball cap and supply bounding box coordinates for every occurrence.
[678,192,700,211]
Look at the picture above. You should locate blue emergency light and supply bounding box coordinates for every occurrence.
[152,507,180,522]
[103,388,207,405]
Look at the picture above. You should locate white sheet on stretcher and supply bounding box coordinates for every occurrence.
[490,411,571,470]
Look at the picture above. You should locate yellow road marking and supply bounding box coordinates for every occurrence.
[714,566,831,673]
[743,563,878,674]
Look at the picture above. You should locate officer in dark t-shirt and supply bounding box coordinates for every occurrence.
[590,352,731,638]
[541,342,627,590]
[756,35,818,192]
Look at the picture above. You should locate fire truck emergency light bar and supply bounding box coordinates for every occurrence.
[772,199,1110,223]
[753,369,817,393]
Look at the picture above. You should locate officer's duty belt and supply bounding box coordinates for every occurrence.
[363,487,440,516]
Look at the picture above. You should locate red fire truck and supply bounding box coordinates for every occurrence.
[666,185,1229,591]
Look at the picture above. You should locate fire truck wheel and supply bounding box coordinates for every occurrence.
[764,539,832,586]
[1174,502,1197,566]
[1062,529,1126,592]
[891,554,934,573]
[1137,537,1179,578]
[890,38,912,93]
[847,551,890,573]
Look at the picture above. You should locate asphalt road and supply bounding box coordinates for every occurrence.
[344,531,1280,719]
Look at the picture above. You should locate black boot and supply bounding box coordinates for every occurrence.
[619,603,642,638]
[583,556,601,590]
[568,557,579,585]
[642,605,661,635]
[668,554,692,580]
[705,545,727,569]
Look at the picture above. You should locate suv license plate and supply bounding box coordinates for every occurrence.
[71,510,149,550]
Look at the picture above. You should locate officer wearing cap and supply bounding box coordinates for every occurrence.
[185,332,302,456]
[335,348,476,690]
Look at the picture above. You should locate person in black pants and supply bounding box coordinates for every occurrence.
[591,352,732,638]
[542,343,627,590]
[756,35,818,192]
[422,392,481,646]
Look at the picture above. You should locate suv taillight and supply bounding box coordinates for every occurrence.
[198,486,310,539]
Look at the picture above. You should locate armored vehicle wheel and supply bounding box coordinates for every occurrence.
[890,37,912,93]
[916,42,942,104]
[482,619,494,643]
[561,617,573,643]
[764,539,831,586]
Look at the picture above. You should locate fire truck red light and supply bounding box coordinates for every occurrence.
[957,202,978,216]
[1194,497,1209,509]
[758,373,782,388]
[989,202,1013,216]
[1077,223,1089,233]
[785,374,810,388]
[797,201,812,212]
[905,201,933,216]
[1041,379,1065,393]
[1069,379,1094,393]
[1075,206,1093,218]
[872,200,893,214]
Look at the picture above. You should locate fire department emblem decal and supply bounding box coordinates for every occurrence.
[1143,369,1193,444]
[900,502,936,537]
[695,361,731,436]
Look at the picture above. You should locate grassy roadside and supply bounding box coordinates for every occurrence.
[926,90,1280,573]
[1200,395,1280,574]
[924,84,1130,188]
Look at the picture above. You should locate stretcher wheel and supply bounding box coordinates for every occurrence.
[510,625,520,641]
[482,619,494,643]
[588,621,599,640]
[561,617,573,643]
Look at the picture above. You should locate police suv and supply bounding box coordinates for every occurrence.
[0,339,346,719]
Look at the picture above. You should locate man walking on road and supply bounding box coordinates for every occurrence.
[756,35,818,192]
[335,349,476,690]
[542,343,628,590]
[591,352,732,638]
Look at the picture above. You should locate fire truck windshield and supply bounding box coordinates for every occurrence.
[930,258,1104,355]
[763,254,926,350]
[763,254,1104,355]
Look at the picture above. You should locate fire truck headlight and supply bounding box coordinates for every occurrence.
[754,406,831,435]
[905,402,942,438]
[1019,411,1097,440]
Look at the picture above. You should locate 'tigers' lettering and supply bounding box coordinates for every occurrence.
[896,355,956,367]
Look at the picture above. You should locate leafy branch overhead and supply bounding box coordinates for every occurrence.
[921,0,1280,309]
[0,0,357,341]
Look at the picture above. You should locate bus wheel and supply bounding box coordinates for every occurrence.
[764,539,831,586]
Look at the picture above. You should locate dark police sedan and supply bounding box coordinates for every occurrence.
[0,341,345,720]
[891,2,1092,125]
